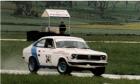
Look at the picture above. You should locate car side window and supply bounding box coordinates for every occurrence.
[35,39,46,48]
[45,39,54,48]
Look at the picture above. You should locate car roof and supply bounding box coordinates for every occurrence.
[40,36,85,42]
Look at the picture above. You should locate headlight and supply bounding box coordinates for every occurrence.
[71,54,77,59]
[101,55,106,60]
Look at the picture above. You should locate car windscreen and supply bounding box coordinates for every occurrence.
[56,41,89,49]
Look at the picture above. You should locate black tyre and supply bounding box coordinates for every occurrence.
[57,59,71,75]
[91,67,105,76]
[28,57,39,73]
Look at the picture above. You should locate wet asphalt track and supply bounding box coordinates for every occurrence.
[1,69,140,80]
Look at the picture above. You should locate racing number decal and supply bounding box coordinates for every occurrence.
[46,55,51,63]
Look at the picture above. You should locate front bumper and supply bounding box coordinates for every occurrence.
[68,61,107,68]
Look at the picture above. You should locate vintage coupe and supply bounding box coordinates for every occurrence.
[23,36,108,76]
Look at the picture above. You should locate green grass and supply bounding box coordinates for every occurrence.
[1,74,140,84]
[78,35,140,41]
[1,32,26,39]
[1,24,140,35]
[71,28,140,35]
[88,43,140,75]
[1,31,140,41]
[1,25,41,32]
[1,40,140,74]
[71,23,140,29]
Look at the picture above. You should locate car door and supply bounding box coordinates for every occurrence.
[43,38,55,66]
[35,38,55,66]
[34,39,46,66]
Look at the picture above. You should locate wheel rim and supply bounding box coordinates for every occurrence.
[29,60,35,71]
[58,62,67,73]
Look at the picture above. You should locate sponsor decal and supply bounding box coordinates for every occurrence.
[46,55,51,63]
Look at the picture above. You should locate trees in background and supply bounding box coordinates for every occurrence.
[45,1,72,8]
[13,1,73,17]
[13,1,39,17]
[88,1,109,18]
[110,1,119,10]
[12,1,139,18]
[134,2,140,11]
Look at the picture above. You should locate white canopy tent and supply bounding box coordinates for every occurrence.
[42,9,70,17]
[41,9,71,34]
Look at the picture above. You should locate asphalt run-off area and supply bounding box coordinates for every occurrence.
[1,69,140,80]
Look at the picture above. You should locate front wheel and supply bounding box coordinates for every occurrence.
[57,59,71,75]
[28,57,39,74]
[91,67,105,76]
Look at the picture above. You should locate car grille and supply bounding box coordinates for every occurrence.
[76,55,102,61]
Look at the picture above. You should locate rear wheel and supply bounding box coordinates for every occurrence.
[91,67,105,76]
[57,59,71,75]
[28,57,39,73]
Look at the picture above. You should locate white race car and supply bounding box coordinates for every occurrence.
[23,36,108,76]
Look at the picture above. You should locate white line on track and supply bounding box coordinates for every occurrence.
[0,39,26,41]
[1,39,140,43]
[1,69,140,80]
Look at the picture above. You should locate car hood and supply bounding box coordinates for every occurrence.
[56,48,107,56]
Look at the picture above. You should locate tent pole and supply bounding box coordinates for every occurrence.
[69,17,71,35]
[48,16,50,32]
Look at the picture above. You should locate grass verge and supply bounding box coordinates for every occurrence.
[1,31,140,41]
[1,74,140,84]
[88,42,140,75]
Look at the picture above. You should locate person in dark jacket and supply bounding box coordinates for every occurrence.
[59,21,66,34]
